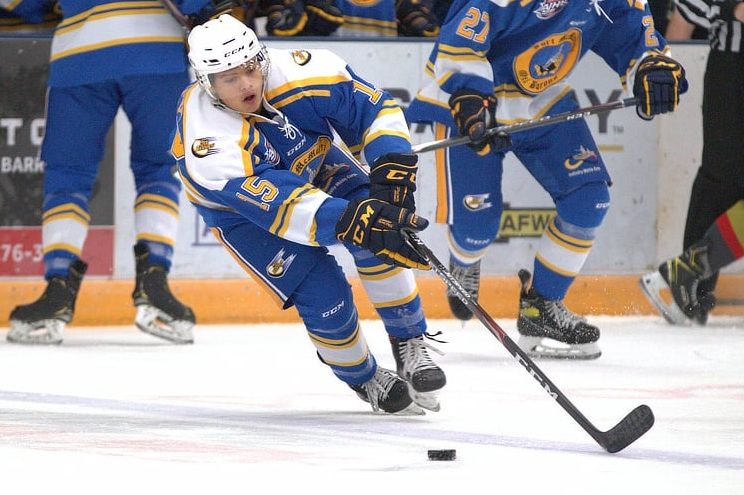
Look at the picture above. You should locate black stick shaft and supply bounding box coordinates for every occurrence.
[412,97,638,154]
[405,232,653,453]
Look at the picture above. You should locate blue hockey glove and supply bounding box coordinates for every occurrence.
[303,0,344,35]
[336,198,430,270]
[265,0,307,36]
[633,54,688,120]
[369,153,418,211]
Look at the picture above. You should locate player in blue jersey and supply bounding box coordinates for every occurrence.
[175,14,446,414]
[407,0,688,359]
[5,0,223,345]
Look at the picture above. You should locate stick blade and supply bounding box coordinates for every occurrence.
[600,404,654,453]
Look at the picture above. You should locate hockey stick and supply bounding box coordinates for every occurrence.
[412,97,639,154]
[404,231,654,453]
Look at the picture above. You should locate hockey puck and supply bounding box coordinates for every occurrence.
[427,449,456,461]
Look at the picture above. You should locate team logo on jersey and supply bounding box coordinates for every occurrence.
[290,136,332,176]
[264,141,280,164]
[191,138,218,158]
[513,29,582,94]
[533,0,569,20]
[564,145,598,170]
[316,163,352,193]
[266,248,297,278]
[463,193,492,212]
[291,50,312,66]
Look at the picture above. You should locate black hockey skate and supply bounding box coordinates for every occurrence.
[133,243,195,344]
[350,367,423,414]
[390,334,446,412]
[640,243,712,325]
[446,258,480,321]
[516,269,601,360]
[8,259,87,345]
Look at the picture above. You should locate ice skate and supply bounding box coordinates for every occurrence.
[350,367,424,415]
[516,269,601,360]
[390,334,446,412]
[133,243,195,344]
[446,257,480,321]
[7,259,87,345]
[639,244,712,325]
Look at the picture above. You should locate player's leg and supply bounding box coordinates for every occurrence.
[642,200,744,324]
[681,51,744,322]
[8,83,119,344]
[432,122,504,321]
[294,257,422,414]
[121,71,194,343]
[512,104,610,360]
[212,218,420,414]
[319,147,445,411]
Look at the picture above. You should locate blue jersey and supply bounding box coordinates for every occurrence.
[173,48,412,247]
[407,0,668,126]
[7,0,209,86]
[333,0,397,36]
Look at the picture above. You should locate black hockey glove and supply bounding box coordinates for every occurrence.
[449,89,509,155]
[303,0,344,35]
[265,0,307,36]
[336,198,430,270]
[396,0,440,37]
[633,54,688,120]
[191,0,258,27]
[369,153,418,211]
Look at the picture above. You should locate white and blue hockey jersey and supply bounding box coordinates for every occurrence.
[172,48,412,247]
[407,0,670,126]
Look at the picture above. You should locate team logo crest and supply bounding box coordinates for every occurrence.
[266,248,297,278]
[564,145,598,170]
[291,50,312,66]
[513,29,582,94]
[463,193,492,211]
[191,138,218,158]
[533,0,569,19]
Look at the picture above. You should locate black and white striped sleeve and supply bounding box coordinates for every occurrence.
[675,0,713,30]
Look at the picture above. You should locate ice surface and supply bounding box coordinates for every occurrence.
[1,316,742,494]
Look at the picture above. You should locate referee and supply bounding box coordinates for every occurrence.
[665,0,744,323]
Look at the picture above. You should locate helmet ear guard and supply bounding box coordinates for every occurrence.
[187,13,270,101]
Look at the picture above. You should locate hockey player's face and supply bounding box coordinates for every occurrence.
[212,62,264,114]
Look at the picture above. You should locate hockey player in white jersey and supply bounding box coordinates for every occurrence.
[407,0,688,359]
[175,14,446,413]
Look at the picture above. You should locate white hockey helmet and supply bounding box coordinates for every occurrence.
[187,14,269,101]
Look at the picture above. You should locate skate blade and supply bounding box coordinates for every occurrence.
[7,319,64,345]
[517,335,601,360]
[639,272,690,326]
[388,401,426,416]
[407,383,441,412]
[135,305,194,344]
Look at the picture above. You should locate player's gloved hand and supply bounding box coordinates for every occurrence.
[191,0,256,26]
[633,54,688,120]
[396,0,440,37]
[449,89,501,155]
[303,0,344,35]
[336,198,430,270]
[369,153,418,211]
[265,0,307,36]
